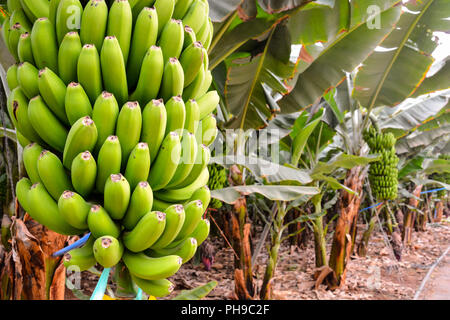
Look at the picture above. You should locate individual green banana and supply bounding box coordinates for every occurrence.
[87,204,121,238]
[80,0,108,50]
[63,236,96,271]
[37,149,72,200]
[6,86,22,129]
[16,177,33,213]
[199,114,218,147]
[174,199,204,241]
[154,0,175,36]
[165,132,198,189]
[65,82,93,125]
[183,25,196,50]
[150,237,197,264]
[158,19,184,64]
[124,142,151,191]
[95,135,122,193]
[55,0,83,45]
[127,6,158,89]
[27,182,83,235]
[129,45,164,106]
[17,32,34,64]
[130,0,155,21]
[19,0,37,22]
[182,0,207,35]
[189,218,209,246]
[122,181,154,230]
[8,23,23,61]
[196,17,210,46]
[123,211,166,252]
[116,101,142,164]
[131,275,174,298]
[16,131,31,148]
[30,17,58,73]
[164,95,186,137]
[203,19,213,51]
[38,67,69,124]
[160,57,184,102]
[58,190,90,229]
[93,236,124,268]
[141,98,167,163]
[7,0,23,12]
[58,31,82,85]
[148,131,181,191]
[173,0,193,19]
[21,0,49,20]
[6,64,19,90]
[10,8,32,32]
[182,63,205,100]
[107,0,132,65]
[104,173,131,220]
[100,36,128,106]
[17,62,39,99]
[2,17,12,56]
[170,143,209,189]
[63,116,98,169]
[180,42,204,88]
[188,185,210,212]
[150,204,185,250]
[122,251,182,280]
[198,90,219,120]
[156,166,209,202]
[23,143,43,184]
[184,99,200,134]
[152,198,175,212]
[28,95,68,152]
[49,0,62,24]
[77,44,103,104]
[92,91,119,153]
[71,151,97,198]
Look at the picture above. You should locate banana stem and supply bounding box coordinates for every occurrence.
[90,267,111,300]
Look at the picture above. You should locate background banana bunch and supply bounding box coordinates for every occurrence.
[207,163,227,209]
[364,127,399,201]
[3,0,219,298]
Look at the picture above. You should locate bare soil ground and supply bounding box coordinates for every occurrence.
[65,220,450,300]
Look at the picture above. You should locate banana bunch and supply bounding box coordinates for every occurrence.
[207,163,227,209]
[4,0,218,298]
[364,127,399,201]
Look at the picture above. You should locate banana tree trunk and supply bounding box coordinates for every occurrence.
[402,185,423,245]
[434,201,444,223]
[357,204,382,257]
[312,216,327,268]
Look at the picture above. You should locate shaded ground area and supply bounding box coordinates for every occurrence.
[65,220,450,300]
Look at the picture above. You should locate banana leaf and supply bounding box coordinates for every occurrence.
[412,57,450,98]
[172,281,218,300]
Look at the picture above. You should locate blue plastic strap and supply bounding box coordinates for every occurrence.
[359,202,383,213]
[52,233,91,257]
[135,288,143,300]
[90,268,111,300]
[420,187,446,195]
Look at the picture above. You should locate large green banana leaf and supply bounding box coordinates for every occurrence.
[353,0,450,109]
[412,58,450,98]
[396,124,450,154]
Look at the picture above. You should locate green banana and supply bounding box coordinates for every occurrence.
[55,0,83,45]
[37,150,72,201]
[182,64,205,100]
[6,86,20,129]
[188,185,210,212]
[2,17,12,56]
[49,0,62,24]
[107,0,132,65]
[17,32,35,64]
[16,178,33,213]
[63,236,96,271]
[152,197,174,212]
[17,61,39,99]
[6,64,19,90]
[130,0,155,21]
[80,0,108,50]
[30,17,58,73]
[122,251,182,280]
[116,101,143,165]
[183,25,196,50]
[165,132,198,189]
[93,236,124,268]
[174,199,204,242]
[71,151,97,198]
[170,143,209,189]
[203,19,213,51]
[196,17,210,46]
[77,44,103,104]
[9,23,23,61]
[87,204,121,238]
[196,69,212,99]
[58,31,82,85]
[141,98,167,163]
[160,57,184,102]
[28,95,68,152]
[27,182,83,235]
[100,36,128,106]
[65,82,93,125]
[129,45,164,106]
[148,131,181,191]
[189,218,209,246]
[164,95,186,136]
[150,204,185,250]
[104,173,131,220]
[158,18,184,64]
[182,0,207,35]
[199,114,217,147]
[180,41,204,87]
[58,190,90,229]
[10,8,32,32]
[63,116,98,169]
[173,0,193,19]
[21,0,49,20]
[38,67,69,124]
[19,0,37,22]
[7,0,23,12]
[154,0,175,36]
[23,143,44,184]
[149,237,197,264]
[184,99,200,134]
[16,131,31,148]
[95,135,122,193]
[127,6,158,89]
[198,90,219,120]
[122,181,154,230]
[122,211,166,252]
[92,91,120,153]
[131,275,174,298]
[125,142,151,191]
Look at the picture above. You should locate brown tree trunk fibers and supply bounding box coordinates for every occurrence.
[0,214,69,300]
[415,195,429,232]
[434,201,444,223]
[402,185,423,245]
[357,203,383,257]
[328,166,364,289]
